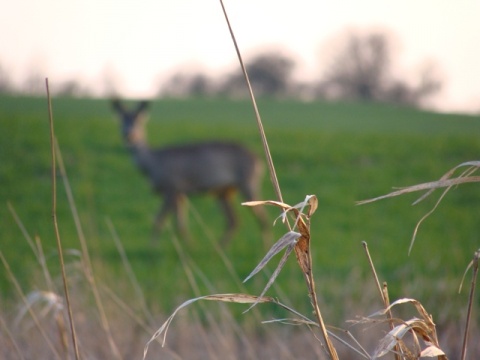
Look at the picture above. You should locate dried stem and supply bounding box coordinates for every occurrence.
[217,2,339,357]
[46,78,80,360]
[460,249,480,360]
[0,251,61,360]
[306,260,339,359]
[362,241,401,360]
[54,138,123,359]
[218,0,283,205]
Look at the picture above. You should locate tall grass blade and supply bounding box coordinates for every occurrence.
[7,202,38,258]
[106,217,151,319]
[54,135,122,359]
[218,0,283,204]
[46,78,80,360]
[0,313,26,360]
[0,251,61,360]
[460,249,480,360]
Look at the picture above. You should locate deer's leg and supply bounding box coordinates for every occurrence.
[217,190,238,246]
[151,195,176,242]
[173,193,191,242]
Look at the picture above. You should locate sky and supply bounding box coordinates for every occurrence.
[2,0,480,113]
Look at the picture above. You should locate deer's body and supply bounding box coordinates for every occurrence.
[112,100,269,245]
[134,141,261,195]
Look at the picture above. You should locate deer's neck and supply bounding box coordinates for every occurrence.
[128,142,157,177]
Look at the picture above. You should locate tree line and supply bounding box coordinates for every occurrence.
[161,30,442,108]
[1,30,442,108]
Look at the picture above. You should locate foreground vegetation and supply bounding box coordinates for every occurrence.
[1,94,479,358]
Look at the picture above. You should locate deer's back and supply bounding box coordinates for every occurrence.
[146,142,261,194]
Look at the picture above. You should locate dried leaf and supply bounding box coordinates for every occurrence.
[358,162,480,206]
[243,195,318,227]
[243,231,301,283]
[244,243,297,312]
[305,194,318,217]
[370,298,434,326]
[420,345,446,357]
[143,293,275,359]
[373,319,432,358]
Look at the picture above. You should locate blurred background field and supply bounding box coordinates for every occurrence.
[1,95,479,356]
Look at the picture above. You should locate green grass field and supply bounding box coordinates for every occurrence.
[1,94,479,328]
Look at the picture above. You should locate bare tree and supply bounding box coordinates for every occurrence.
[317,30,442,107]
[160,72,215,98]
[318,32,391,101]
[220,51,296,98]
[0,63,13,93]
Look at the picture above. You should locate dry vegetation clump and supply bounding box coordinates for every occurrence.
[2,2,479,360]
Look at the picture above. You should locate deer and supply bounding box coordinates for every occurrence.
[112,99,270,246]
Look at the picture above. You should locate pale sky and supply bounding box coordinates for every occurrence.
[2,0,480,113]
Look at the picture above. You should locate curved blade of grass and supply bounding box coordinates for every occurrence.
[460,249,480,360]
[46,79,80,360]
[218,0,282,203]
[244,242,297,313]
[358,161,480,206]
[143,294,275,359]
[357,175,480,205]
[243,231,301,283]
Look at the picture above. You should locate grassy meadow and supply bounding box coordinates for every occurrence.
[1,94,479,357]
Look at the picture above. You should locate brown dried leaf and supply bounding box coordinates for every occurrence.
[420,345,446,357]
[244,243,297,312]
[243,231,301,283]
[373,319,433,358]
[370,298,434,328]
[143,293,276,358]
[358,161,480,206]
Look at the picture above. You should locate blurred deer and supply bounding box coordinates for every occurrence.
[112,100,270,245]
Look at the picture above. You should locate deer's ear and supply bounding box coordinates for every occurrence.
[111,99,125,112]
[137,100,150,113]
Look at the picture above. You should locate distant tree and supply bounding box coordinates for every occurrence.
[160,72,215,98]
[317,30,442,107]
[0,63,13,93]
[220,51,296,98]
[22,72,45,95]
[55,79,91,97]
[317,32,392,101]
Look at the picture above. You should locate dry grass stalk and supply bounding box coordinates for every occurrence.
[363,241,402,360]
[243,196,338,359]
[357,161,480,254]
[357,161,480,359]
[144,2,340,358]
[351,298,447,359]
[143,294,274,357]
[218,0,283,205]
[7,203,71,357]
[46,78,80,360]
[0,313,25,360]
[54,133,123,359]
[0,251,62,359]
[106,218,151,319]
[214,9,338,356]
[459,249,480,360]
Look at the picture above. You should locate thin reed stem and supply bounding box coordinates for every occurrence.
[7,202,38,258]
[0,313,26,360]
[54,138,123,359]
[218,0,283,206]
[461,249,480,360]
[305,253,339,359]
[46,78,80,360]
[362,241,401,360]
[217,2,339,358]
[0,251,61,360]
[106,217,151,319]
